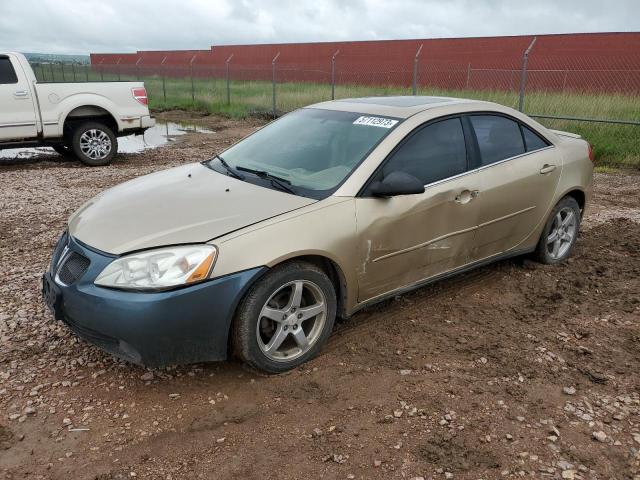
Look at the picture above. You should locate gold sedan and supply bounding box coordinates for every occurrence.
[44,96,593,372]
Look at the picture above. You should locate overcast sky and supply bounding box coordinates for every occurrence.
[1,0,637,55]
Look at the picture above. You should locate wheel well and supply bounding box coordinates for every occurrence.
[564,189,586,214]
[280,255,349,319]
[63,106,117,140]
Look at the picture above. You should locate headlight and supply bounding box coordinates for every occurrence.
[95,245,217,291]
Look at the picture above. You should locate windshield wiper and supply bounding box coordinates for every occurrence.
[204,155,244,180]
[235,166,296,194]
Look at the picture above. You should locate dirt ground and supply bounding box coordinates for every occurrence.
[1,111,639,480]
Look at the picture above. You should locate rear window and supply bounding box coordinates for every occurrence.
[522,125,549,152]
[0,57,18,84]
[470,115,525,166]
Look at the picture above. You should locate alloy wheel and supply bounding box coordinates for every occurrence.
[256,280,327,362]
[546,206,578,259]
[79,129,112,161]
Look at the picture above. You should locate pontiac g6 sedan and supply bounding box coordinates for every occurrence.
[43,96,593,373]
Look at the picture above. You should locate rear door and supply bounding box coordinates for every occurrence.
[467,114,561,260]
[0,55,38,141]
[355,116,481,301]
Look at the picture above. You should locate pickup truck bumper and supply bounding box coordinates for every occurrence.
[141,115,155,129]
[120,115,155,136]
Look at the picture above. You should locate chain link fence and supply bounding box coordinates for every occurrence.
[29,39,640,167]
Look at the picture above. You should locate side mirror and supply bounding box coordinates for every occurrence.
[369,171,425,197]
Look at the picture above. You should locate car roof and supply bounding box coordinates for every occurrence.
[308,95,492,119]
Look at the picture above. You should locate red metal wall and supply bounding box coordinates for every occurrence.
[90,32,640,93]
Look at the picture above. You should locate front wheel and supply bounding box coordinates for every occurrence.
[535,196,581,264]
[71,122,118,166]
[232,261,336,373]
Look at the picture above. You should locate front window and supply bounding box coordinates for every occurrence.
[206,108,400,198]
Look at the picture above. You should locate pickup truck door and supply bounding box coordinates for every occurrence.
[0,55,38,141]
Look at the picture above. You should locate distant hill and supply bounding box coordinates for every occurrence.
[22,53,90,65]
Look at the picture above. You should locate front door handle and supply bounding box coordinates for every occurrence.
[454,189,480,204]
[13,90,29,98]
[540,164,557,174]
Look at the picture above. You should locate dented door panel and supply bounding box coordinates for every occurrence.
[355,175,481,302]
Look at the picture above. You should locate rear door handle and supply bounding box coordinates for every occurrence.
[454,189,480,204]
[13,90,29,98]
[540,164,557,174]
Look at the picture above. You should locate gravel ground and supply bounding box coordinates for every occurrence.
[1,112,639,480]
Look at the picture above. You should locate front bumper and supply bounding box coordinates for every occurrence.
[43,233,266,368]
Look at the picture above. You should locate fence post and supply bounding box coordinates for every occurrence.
[61,64,66,82]
[49,63,54,82]
[190,55,197,105]
[331,49,340,100]
[99,59,104,81]
[466,62,471,89]
[161,56,168,103]
[413,44,423,95]
[272,51,280,117]
[135,57,143,81]
[225,54,233,105]
[116,57,122,81]
[85,64,89,82]
[72,64,77,82]
[518,36,537,112]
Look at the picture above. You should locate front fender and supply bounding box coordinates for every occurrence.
[212,198,359,314]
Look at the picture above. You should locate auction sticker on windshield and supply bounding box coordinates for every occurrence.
[353,116,399,128]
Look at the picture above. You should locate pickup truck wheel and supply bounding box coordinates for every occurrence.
[71,122,117,166]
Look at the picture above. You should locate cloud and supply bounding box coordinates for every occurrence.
[0,0,637,54]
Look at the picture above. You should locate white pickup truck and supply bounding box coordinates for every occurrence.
[0,52,155,166]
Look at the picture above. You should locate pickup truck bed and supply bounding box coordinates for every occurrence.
[0,52,154,165]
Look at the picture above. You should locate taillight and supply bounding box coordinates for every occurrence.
[132,87,148,105]
[587,142,595,163]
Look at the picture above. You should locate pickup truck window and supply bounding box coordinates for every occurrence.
[0,57,18,84]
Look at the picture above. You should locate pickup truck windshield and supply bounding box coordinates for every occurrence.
[209,108,400,198]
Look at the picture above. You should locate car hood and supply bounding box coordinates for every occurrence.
[68,163,316,255]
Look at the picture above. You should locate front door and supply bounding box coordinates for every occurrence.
[0,55,37,142]
[355,117,481,302]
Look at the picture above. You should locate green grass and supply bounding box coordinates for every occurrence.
[143,76,639,169]
[31,64,640,169]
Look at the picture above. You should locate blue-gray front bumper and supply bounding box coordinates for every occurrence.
[42,233,266,368]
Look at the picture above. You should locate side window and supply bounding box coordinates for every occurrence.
[522,125,549,152]
[470,115,525,166]
[0,57,18,84]
[381,118,467,185]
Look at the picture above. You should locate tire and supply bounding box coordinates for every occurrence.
[52,144,72,156]
[232,261,337,373]
[71,122,118,166]
[534,196,581,264]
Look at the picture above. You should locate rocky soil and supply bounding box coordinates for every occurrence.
[0,112,639,480]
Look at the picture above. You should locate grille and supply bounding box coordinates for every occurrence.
[57,252,90,285]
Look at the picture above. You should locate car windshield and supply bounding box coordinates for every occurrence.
[207,108,401,198]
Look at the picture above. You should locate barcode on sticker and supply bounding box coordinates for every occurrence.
[353,116,399,128]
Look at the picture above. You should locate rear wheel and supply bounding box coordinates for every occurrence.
[232,261,336,373]
[71,122,118,166]
[535,196,581,264]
